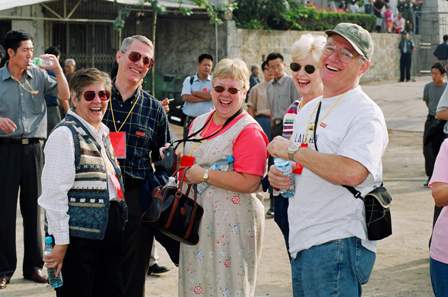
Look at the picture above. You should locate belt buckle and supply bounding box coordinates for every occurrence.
[21,139,30,145]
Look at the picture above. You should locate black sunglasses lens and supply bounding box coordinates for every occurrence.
[228,88,239,94]
[84,91,96,101]
[214,86,225,93]
[128,51,141,63]
[304,65,315,74]
[290,63,301,72]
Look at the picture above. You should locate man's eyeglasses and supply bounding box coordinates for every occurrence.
[290,63,316,74]
[213,85,241,95]
[83,90,111,101]
[127,51,154,68]
[322,44,358,63]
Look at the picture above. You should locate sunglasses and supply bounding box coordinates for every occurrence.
[127,51,154,68]
[290,63,316,74]
[83,90,111,101]
[213,85,240,95]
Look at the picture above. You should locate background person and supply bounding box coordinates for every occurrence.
[0,30,69,289]
[39,68,126,297]
[180,58,268,297]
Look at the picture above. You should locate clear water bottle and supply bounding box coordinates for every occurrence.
[44,236,63,289]
[197,155,234,194]
[32,56,53,67]
[274,157,295,198]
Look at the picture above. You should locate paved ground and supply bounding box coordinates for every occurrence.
[0,77,437,297]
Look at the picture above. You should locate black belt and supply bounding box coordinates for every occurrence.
[0,138,43,145]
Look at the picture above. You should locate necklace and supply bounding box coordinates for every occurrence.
[12,76,39,96]
[109,89,141,132]
[304,94,344,143]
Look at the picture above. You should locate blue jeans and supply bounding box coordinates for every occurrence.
[291,237,375,297]
[430,257,448,297]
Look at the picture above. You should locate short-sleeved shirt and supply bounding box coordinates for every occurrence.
[429,139,448,264]
[266,74,300,120]
[436,84,448,133]
[0,63,57,139]
[288,86,388,257]
[247,80,271,117]
[181,74,213,117]
[102,85,170,180]
[423,82,447,116]
[196,112,269,177]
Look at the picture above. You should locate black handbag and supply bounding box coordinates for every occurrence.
[141,169,204,245]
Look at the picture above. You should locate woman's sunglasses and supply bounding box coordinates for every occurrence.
[213,85,240,95]
[127,51,154,68]
[83,90,111,101]
[290,63,316,74]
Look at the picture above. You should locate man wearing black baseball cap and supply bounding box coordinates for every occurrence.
[268,23,389,296]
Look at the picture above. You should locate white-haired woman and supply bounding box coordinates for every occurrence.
[180,58,268,297]
[273,33,326,254]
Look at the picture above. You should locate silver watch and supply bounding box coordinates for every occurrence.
[287,142,300,161]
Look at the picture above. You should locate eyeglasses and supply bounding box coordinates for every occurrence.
[322,44,358,63]
[290,63,316,74]
[213,85,241,95]
[83,90,111,101]
[127,51,154,68]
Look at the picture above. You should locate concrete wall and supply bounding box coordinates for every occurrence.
[227,22,403,82]
[0,5,45,55]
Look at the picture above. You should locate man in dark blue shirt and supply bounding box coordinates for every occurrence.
[102,35,174,297]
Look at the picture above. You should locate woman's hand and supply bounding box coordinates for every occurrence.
[268,165,291,191]
[185,164,206,184]
[267,136,290,159]
[44,244,68,277]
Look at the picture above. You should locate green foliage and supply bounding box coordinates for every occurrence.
[234,1,376,32]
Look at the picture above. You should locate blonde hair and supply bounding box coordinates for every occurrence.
[212,58,250,91]
[290,34,326,63]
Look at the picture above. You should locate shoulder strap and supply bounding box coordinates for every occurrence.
[312,101,363,200]
[190,75,195,85]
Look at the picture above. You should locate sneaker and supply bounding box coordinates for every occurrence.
[147,264,170,276]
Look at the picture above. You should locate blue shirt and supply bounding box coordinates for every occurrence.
[180,74,213,117]
[0,63,57,139]
[45,71,59,107]
[102,85,170,180]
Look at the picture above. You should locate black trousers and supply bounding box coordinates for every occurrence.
[399,53,412,82]
[0,142,44,278]
[57,202,126,297]
[423,116,446,178]
[268,120,284,212]
[121,178,154,297]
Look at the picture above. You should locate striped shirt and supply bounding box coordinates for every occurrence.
[282,100,300,139]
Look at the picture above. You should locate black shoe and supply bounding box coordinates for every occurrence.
[265,209,274,219]
[147,264,169,276]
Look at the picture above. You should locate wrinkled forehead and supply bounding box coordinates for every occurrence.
[326,35,357,54]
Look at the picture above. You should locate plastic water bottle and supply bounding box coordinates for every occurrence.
[44,236,63,288]
[197,155,234,194]
[32,57,53,67]
[274,158,295,198]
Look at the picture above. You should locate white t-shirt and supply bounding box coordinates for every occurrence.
[288,86,388,258]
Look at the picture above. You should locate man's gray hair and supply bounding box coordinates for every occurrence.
[119,35,153,53]
[64,58,76,66]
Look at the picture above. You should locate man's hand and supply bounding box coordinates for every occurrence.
[267,136,290,159]
[161,98,170,113]
[44,244,68,277]
[0,117,17,134]
[268,165,291,191]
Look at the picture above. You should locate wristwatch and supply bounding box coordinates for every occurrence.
[202,168,209,183]
[287,142,300,161]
